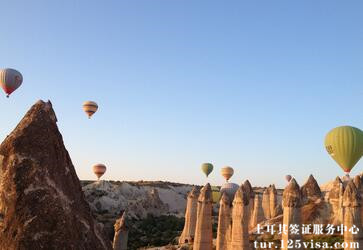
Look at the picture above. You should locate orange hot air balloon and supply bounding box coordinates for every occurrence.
[93,164,106,180]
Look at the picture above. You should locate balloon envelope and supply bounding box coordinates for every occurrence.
[221,166,234,181]
[220,183,239,201]
[93,164,106,180]
[83,101,98,118]
[0,68,23,97]
[285,175,292,182]
[211,186,221,203]
[325,126,363,174]
[201,163,213,177]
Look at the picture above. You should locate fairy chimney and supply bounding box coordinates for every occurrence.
[179,186,200,244]
[262,188,271,219]
[281,178,302,250]
[0,100,111,250]
[353,175,363,227]
[353,175,363,193]
[343,181,363,250]
[230,185,251,250]
[249,194,265,230]
[243,180,255,229]
[113,211,128,250]
[216,192,232,250]
[269,184,280,218]
[193,183,213,250]
[301,174,322,205]
[328,176,345,225]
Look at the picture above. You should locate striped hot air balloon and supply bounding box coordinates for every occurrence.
[83,101,98,119]
[93,164,106,180]
[221,166,234,182]
[0,68,23,97]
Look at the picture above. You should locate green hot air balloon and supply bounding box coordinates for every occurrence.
[325,126,363,175]
[201,163,214,177]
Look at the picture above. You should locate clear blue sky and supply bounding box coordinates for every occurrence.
[0,0,362,188]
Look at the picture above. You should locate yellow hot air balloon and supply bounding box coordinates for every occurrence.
[325,126,363,175]
[221,166,234,182]
[83,101,98,119]
[201,163,213,177]
[93,163,106,180]
[211,186,221,203]
[0,68,23,97]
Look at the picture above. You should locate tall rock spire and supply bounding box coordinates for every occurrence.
[353,175,363,227]
[113,211,128,250]
[179,186,200,244]
[281,178,302,250]
[328,176,345,225]
[0,100,111,249]
[262,188,271,219]
[269,184,280,218]
[230,185,251,250]
[216,192,232,250]
[243,180,255,230]
[343,181,363,250]
[193,183,213,250]
[249,194,264,230]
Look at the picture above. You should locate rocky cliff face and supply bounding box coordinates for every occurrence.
[82,180,194,239]
[82,180,193,219]
[0,100,111,250]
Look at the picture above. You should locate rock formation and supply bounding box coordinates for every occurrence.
[353,175,363,192]
[269,184,280,218]
[281,178,302,250]
[113,211,128,250]
[343,181,363,250]
[230,185,250,250]
[193,183,213,250]
[143,188,170,216]
[249,194,265,230]
[301,174,322,204]
[262,188,271,219]
[179,186,200,244]
[216,192,232,250]
[243,180,255,229]
[0,100,111,250]
[353,175,363,227]
[328,176,345,225]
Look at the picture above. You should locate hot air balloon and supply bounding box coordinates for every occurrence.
[285,175,292,182]
[93,163,106,180]
[221,166,234,182]
[0,68,23,97]
[211,186,221,203]
[220,182,239,200]
[83,101,98,118]
[201,163,213,177]
[325,126,363,176]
